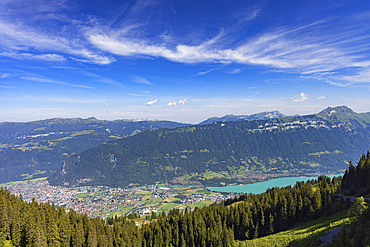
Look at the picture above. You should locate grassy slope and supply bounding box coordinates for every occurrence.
[241,209,351,247]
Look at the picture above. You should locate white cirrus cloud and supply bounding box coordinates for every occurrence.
[0,85,16,88]
[0,19,114,65]
[80,71,122,87]
[195,67,222,76]
[228,69,241,74]
[291,93,309,102]
[1,73,10,78]
[21,53,66,61]
[86,18,370,85]
[20,76,92,88]
[145,99,158,106]
[317,96,326,99]
[167,101,177,106]
[133,76,152,85]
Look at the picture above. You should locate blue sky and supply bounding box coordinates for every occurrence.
[1,0,370,123]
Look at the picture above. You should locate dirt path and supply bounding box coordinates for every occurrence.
[316,226,343,246]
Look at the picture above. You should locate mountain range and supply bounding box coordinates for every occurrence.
[0,118,189,183]
[47,106,370,187]
[199,111,286,125]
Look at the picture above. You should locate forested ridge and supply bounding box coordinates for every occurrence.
[322,152,370,246]
[50,106,370,187]
[0,118,188,183]
[0,174,342,246]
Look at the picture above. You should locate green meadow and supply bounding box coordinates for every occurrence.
[239,209,351,247]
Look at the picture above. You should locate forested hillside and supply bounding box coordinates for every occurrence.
[0,174,342,246]
[50,106,370,187]
[323,152,370,246]
[0,118,189,183]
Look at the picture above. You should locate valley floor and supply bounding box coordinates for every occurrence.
[3,178,236,218]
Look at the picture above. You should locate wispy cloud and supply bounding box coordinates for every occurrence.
[79,71,123,87]
[1,73,10,78]
[317,96,326,99]
[0,19,113,65]
[0,52,66,61]
[291,93,309,102]
[0,85,16,88]
[227,68,241,74]
[87,17,370,85]
[0,0,369,90]
[195,67,222,76]
[341,68,370,84]
[51,66,77,69]
[132,76,152,85]
[128,93,145,97]
[22,53,66,61]
[167,98,189,106]
[20,76,92,88]
[145,99,158,106]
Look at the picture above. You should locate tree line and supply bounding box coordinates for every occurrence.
[341,151,370,195]
[325,152,370,247]
[0,174,343,246]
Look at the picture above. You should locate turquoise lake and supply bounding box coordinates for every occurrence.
[207,175,341,194]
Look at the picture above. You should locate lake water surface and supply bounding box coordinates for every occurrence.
[207,175,341,194]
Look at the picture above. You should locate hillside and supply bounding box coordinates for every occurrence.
[0,118,189,183]
[49,106,370,187]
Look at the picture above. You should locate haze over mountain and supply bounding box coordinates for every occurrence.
[49,106,370,187]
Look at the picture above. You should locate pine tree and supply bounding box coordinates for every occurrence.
[180,233,186,247]
[87,227,98,247]
[253,223,259,239]
[357,154,367,189]
[10,210,22,247]
[348,161,356,189]
[312,190,322,217]
[74,221,85,247]
[268,213,274,234]
[58,210,71,247]
[0,199,10,241]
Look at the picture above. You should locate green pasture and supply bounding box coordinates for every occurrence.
[185,200,214,208]
[136,190,152,196]
[241,209,351,247]
[0,177,47,187]
[157,203,184,212]
[142,197,162,205]
[73,192,103,198]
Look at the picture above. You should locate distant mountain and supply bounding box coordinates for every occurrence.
[316,105,370,128]
[49,106,370,188]
[199,111,285,125]
[0,118,189,183]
